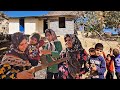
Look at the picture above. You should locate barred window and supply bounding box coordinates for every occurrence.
[59,17,65,28]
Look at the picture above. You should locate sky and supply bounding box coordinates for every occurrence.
[4,11,48,17]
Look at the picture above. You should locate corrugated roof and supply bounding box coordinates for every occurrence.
[9,14,76,19]
[9,11,81,19]
[44,11,82,16]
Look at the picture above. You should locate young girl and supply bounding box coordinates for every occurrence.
[44,29,62,79]
[105,54,115,79]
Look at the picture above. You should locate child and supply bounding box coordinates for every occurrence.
[83,48,95,79]
[112,48,120,79]
[44,29,62,79]
[86,43,106,79]
[85,48,95,71]
[89,48,95,56]
[27,32,45,66]
[105,54,114,79]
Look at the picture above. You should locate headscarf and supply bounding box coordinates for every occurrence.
[11,32,26,50]
[63,34,84,78]
[1,32,31,67]
[45,29,57,51]
[64,34,84,52]
[64,34,87,78]
[8,32,28,60]
[45,29,57,41]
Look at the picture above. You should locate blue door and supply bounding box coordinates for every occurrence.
[19,18,24,33]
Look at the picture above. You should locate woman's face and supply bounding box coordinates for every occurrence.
[46,32,53,42]
[18,39,28,52]
[65,37,72,48]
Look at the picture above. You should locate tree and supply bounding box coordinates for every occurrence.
[73,11,105,38]
[103,11,120,29]
[73,11,120,37]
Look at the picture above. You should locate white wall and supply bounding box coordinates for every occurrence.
[24,18,37,35]
[9,19,19,34]
[37,19,43,34]
[49,20,74,35]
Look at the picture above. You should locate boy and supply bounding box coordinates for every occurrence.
[86,43,106,79]
[112,48,120,79]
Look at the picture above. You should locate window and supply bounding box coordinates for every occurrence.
[59,17,65,28]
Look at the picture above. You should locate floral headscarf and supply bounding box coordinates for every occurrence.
[64,34,84,52]
[1,32,31,67]
[63,34,85,78]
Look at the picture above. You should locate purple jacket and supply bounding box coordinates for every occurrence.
[114,54,120,73]
[88,55,106,79]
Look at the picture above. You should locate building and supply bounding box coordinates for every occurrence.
[9,11,78,35]
[0,12,9,34]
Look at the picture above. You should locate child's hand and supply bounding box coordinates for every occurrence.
[110,48,112,52]
[77,54,80,59]
[91,64,97,71]
[85,63,89,68]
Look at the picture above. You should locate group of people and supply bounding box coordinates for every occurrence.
[0,28,120,79]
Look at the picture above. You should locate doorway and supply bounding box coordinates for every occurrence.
[43,19,48,33]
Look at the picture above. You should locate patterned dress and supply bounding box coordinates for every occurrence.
[0,49,32,79]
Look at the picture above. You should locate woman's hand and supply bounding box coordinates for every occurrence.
[16,70,34,79]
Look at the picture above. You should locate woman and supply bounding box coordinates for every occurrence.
[44,29,62,79]
[0,32,34,79]
[59,34,88,79]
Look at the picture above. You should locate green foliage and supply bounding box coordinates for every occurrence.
[104,11,120,28]
[74,11,120,34]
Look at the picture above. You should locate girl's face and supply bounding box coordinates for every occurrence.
[18,39,28,52]
[30,37,38,44]
[107,56,111,60]
[46,32,53,42]
[95,49,103,56]
[65,37,72,48]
